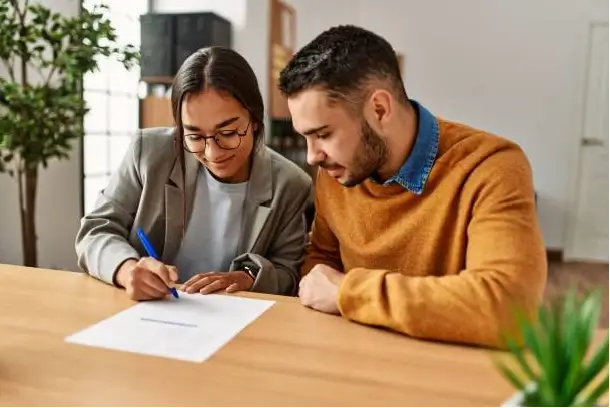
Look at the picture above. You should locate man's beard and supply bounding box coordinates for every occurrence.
[341,120,388,187]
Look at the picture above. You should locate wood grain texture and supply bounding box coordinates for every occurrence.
[0,264,604,407]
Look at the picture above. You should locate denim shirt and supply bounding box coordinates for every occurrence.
[383,100,440,194]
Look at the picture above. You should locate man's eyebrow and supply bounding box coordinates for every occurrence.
[182,117,240,132]
[301,125,329,136]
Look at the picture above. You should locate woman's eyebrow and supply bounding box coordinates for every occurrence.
[213,116,239,129]
[183,117,240,132]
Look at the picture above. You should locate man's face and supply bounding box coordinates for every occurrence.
[287,88,388,187]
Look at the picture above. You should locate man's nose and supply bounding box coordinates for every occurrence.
[306,140,326,166]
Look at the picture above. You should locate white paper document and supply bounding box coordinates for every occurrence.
[65,292,275,362]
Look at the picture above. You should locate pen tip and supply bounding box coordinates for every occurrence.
[170,287,179,299]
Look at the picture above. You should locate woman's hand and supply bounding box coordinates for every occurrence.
[116,257,179,301]
[183,271,254,294]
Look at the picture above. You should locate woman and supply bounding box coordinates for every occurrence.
[75,47,313,300]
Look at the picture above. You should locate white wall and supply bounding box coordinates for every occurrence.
[285,0,609,250]
[0,0,82,270]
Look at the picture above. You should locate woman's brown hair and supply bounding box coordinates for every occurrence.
[170,46,265,232]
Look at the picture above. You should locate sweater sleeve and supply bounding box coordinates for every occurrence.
[301,170,344,275]
[337,147,547,349]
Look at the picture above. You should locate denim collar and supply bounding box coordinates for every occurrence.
[382,100,439,194]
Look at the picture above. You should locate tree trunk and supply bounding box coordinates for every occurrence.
[17,4,37,267]
[18,166,38,267]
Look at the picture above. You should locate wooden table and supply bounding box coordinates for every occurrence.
[0,264,530,406]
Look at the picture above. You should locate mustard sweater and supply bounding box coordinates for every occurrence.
[302,119,547,348]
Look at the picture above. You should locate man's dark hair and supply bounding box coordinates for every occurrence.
[278,25,408,110]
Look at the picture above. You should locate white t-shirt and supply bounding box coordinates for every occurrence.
[173,166,248,282]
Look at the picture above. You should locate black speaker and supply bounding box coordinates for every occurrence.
[140,14,175,78]
[140,12,233,78]
[174,13,232,71]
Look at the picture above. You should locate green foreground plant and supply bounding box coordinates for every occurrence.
[0,0,138,266]
[495,287,609,407]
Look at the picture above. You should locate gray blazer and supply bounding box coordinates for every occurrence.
[75,127,313,296]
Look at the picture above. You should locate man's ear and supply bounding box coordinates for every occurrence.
[368,89,392,124]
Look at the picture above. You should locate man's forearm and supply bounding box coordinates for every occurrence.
[301,249,343,275]
[337,266,545,349]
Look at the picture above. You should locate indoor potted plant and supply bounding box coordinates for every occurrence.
[0,0,139,267]
[496,287,609,406]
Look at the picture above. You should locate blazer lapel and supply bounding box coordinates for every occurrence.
[240,146,273,253]
[162,152,199,262]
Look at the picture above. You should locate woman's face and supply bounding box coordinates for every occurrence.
[181,88,256,183]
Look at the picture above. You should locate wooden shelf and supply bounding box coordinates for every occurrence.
[268,0,296,120]
[140,96,173,128]
[141,76,175,85]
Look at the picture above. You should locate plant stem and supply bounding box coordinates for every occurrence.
[23,166,38,267]
[15,156,38,267]
[16,158,25,262]
[12,0,37,267]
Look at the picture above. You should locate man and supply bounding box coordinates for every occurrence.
[278,25,546,349]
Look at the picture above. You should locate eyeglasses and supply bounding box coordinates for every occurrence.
[183,119,251,153]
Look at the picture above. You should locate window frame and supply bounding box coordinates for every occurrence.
[80,0,150,216]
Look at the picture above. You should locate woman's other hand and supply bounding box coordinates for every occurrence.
[183,271,254,294]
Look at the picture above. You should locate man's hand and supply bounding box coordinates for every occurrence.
[298,264,344,314]
[183,271,254,294]
[115,258,179,301]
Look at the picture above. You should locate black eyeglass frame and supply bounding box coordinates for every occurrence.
[182,118,252,153]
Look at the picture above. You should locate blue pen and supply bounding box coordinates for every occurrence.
[136,227,179,299]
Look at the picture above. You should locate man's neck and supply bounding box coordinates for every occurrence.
[376,102,418,182]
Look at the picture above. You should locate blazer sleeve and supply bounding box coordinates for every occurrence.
[232,179,313,296]
[75,132,144,285]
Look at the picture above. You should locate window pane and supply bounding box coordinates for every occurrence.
[108,94,138,133]
[84,175,110,214]
[84,91,108,133]
[111,13,141,46]
[84,56,110,91]
[108,59,140,95]
[83,0,147,215]
[109,135,132,171]
[83,134,109,176]
[84,70,107,92]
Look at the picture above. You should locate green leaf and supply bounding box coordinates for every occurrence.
[506,338,537,382]
[559,288,589,404]
[494,356,529,391]
[534,304,559,405]
[574,371,609,407]
[495,287,608,407]
[574,332,609,395]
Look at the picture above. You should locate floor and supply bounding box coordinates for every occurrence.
[545,261,609,328]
